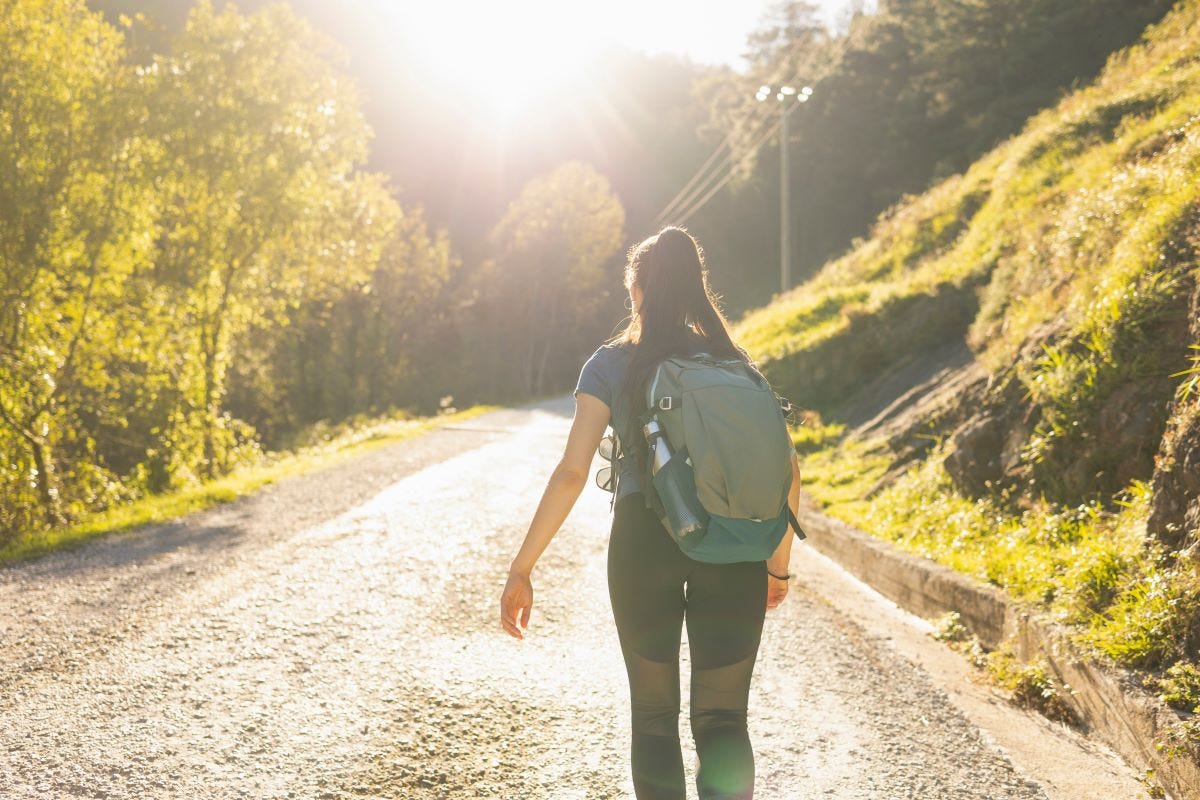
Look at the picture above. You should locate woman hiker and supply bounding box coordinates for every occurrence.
[500,226,802,800]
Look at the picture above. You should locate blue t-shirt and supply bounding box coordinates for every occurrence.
[574,333,708,505]
[574,341,641,504]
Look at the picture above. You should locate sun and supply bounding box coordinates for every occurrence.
[384,1,605,122]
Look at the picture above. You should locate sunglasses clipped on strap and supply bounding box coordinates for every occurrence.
[595,434,618,493]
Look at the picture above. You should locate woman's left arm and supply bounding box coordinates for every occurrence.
[766,450,801,610]
[500,392,611,640]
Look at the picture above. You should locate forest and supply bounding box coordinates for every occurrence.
[0,0,1177,549]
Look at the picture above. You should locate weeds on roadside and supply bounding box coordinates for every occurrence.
[1139,769,1168,799]
[929,611,989,670]
[1156,718,1200,762]
[796,437,892,518]
[800,437,1200,671]
[930,611,970,643]
[929,612,1080,725]
[1159,662,1200,713]
[986,647,1079,725]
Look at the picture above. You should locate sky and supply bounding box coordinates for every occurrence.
[376,0,856,120]
[582,0,853,67]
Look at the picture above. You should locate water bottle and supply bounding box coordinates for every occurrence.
[643,419,707,540]
[644,419,673,473]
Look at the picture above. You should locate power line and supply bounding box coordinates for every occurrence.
[652,30,823,229]
[652,31,845,232]
[654,108,777,228]
[653,138,733,227]
[672,109,787,227]
[653,102,777,227]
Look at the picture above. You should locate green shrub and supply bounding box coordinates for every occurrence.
[1081,566,1200,669]
[985,647,1078,725]
[930,611,970,643]
[1159,661,1200,713]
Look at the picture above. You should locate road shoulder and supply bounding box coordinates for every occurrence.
[791,542,1148,800]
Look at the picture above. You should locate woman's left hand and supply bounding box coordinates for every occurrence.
[766,574,789,610]
[500,569,534,640]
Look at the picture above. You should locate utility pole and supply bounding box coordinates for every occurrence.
[780,95,791,292]
[756,84,813,293]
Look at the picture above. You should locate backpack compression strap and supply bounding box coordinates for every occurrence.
[786,506,807,541]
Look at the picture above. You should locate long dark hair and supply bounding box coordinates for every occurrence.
[611,227,753,433]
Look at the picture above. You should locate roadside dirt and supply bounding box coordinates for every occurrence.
[0,399,1141,798]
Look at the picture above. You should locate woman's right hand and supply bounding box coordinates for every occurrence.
[500,568,534,640]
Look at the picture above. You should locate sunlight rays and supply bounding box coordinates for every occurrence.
[379,0,605,121]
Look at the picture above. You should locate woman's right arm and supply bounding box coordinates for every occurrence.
[500,392,610,640]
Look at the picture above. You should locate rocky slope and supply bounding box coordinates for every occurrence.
[736,0,1200,671]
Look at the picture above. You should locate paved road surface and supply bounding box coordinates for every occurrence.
[0,399,1142,798]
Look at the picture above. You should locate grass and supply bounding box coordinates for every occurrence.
[985,647,1079,725]
[0,405,494,565]
[788,414,845,454]
[735,2,1200,686]
[796,436,892,519]
[797,432,1200,685]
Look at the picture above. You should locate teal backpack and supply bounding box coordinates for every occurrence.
[633,352,806,564]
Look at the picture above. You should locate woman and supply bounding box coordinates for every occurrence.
[499,227,801,800]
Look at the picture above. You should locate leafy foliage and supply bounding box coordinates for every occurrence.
[1159,661,1200,713]
[0,1,461,549]
[0,0,146,532]
[701,0,1176,293]
[985,649,1078,725]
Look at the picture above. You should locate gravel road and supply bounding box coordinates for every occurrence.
[0,398,1080,798]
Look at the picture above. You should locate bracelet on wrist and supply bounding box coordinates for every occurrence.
[767,569,791,581]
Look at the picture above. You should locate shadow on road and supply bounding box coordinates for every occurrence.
[514,394,575,418]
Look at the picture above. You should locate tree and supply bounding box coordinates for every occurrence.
[144,0,374,477]
[0,0,146,528]
[744,1,827,75]
[0,0,469,545]
[477,162,625,399]
[696,0,1175,301]
[224,176,459,438]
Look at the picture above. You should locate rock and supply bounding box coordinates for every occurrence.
[1147,399,1200,550]
[943,372,1034,498]
[944,414,1007,495]
[1148,280,1200,551]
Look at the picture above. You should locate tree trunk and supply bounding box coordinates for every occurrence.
[0,401,66,528]
[535,316,556,398]
[201,266,236,480]
[199,316,226,480]
[533,302,560,397]
[27,427,66,529]
[345,301,361,419]
[201,345,217,480]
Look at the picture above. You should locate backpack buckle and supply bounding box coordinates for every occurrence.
[658,396,674,411]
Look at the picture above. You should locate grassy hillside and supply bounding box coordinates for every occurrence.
[737,0,1200,707]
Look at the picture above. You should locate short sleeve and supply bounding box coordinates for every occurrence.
[575,346,612,407]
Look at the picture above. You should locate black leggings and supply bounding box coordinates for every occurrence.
[608,492,767,800]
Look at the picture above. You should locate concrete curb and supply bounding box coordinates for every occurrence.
[797,500,1200,800]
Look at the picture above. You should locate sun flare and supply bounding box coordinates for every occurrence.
[385,1,606,120]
